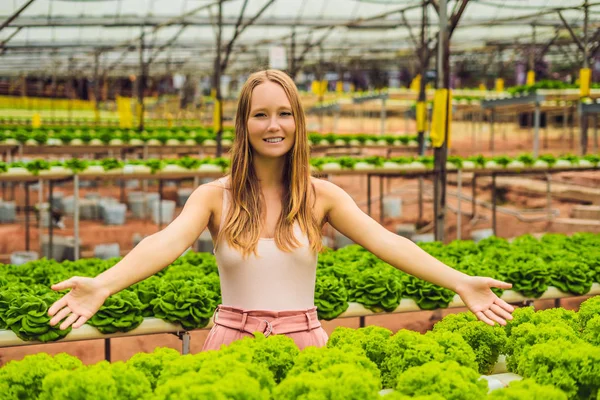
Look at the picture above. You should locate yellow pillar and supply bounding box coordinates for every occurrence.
[495,78,504,92]
[526,70,535,86]
[580,68,591,98]
[430,89,453,148]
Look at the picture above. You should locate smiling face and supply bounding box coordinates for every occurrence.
[247,80,296,160]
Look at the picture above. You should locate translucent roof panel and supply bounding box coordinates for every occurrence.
[0,0,597,76]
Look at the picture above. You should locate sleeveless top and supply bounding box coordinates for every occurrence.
[212,177,318,311]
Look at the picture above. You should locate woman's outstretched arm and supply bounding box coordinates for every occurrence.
[318,179,514,326]
[48,183,221,330]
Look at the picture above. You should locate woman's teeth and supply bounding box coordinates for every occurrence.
[264,138,284,143]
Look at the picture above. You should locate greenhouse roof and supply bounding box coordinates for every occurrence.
[0,0,598,76]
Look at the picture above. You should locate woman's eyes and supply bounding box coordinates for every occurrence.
[253,112,292,117]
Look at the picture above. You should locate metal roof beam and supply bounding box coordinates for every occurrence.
[0,0,36,32]
[0,26,22,55]
[8,14,592,29]
[3,15,406,29]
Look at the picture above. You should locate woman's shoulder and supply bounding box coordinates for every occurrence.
[309,176,346,204]
[186,177,229,211]
[310,176,343,194]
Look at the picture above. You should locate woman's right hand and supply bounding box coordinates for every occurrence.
[48,277,111,330]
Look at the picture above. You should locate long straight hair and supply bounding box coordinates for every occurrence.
[216,69,322,258]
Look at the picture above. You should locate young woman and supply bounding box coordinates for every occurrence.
[48,69,513,351]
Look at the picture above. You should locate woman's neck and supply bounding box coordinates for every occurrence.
[252,154,286,189]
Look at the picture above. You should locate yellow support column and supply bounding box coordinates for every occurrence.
[580,68,591,98]
[416,101,427,132]
[410,74,421,92]
[32,113,42,128]
[526,70,535,86]
[495,78,504,92]
[430,89,452,148]
[213,99,222,132]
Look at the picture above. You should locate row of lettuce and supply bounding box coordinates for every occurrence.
[1,153,599,177]
[0,233,598,344]
[0,118,202,127]
[0,127,420,147]
[1,296,599,399]
[506,79,600,96]
[310,153,599,171]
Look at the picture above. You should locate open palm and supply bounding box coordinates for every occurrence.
[48,276,110,330]
[455,276,515,326]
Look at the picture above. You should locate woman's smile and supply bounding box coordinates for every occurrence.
[263,137,285,144]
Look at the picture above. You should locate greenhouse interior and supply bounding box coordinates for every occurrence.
[1,0,600,398]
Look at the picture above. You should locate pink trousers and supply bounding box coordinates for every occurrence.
[201,305,328,351]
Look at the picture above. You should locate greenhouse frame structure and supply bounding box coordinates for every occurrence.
[1,0,599,239]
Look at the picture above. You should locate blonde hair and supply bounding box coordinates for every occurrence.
[216,69,322,258]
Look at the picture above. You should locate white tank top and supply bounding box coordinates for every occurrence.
[213,177,318,311]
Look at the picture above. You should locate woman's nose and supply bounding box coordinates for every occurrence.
[267,117,280,131]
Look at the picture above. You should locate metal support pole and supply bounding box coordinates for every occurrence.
[580,0,590,155]
[380,97,387,135]
[67,59,74,123]
[570,104,575,149]
[584,0,590,69]
[544,116,549,149]
[416,0,427,155]
[181,331,191,355]
[471,174,477,219]
[38,179,43,251]
[367,174,372,216]
[524,299,535,308]
[472,112,477,153]
[379,175,384,223]
[456,170,462,240]
[48,180,53,258]
[214,0,225,156]
[529,24,536,72]
[359,316,366,328]
[491,173,497,236]
[24,182,30,251]
[418,176,424,223]
[563,104,568,140]
[138,30,146,131]
[490,109,495,154]
[73,174,80,260]
[544,171,552,224]
[158,179,163,230]
[93,52,101,125]
[51,69,57,119]
[433,0,449,242]
[594,114,599,153]
[105,339,111,362]
[120,153,126,204]
[581,111,588,155]
[533,101,541,157]
[142,178,148,221]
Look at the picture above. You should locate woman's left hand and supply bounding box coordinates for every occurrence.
[454,276,515,326]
